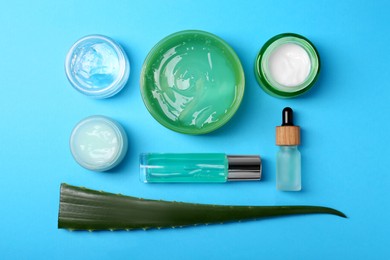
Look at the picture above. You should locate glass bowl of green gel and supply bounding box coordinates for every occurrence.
[140,30,245,135]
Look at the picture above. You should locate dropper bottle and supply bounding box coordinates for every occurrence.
[276,107,301,191]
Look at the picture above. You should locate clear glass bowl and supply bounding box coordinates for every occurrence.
[65,35,130,98]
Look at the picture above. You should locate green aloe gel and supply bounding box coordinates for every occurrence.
[140,30,245,134]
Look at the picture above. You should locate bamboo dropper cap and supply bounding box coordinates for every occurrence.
[276,107,300,146]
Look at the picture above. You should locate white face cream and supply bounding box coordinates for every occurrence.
[268,43,311,87]
[255,33,320,98]
[70,116,128,171]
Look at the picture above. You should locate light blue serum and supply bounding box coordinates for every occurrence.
[276,107,301,191]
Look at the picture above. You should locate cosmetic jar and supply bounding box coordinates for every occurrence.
[255,33,320,98]
[65,35,130,98]
[70,116,128,171]
[140,30,245,135]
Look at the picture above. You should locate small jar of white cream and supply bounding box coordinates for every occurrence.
[255,33,320,98]
[70,116,128,171]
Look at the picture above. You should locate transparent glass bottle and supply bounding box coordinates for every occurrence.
[277,146,301,191]
[140,153,261,183]
[276,107,302,191]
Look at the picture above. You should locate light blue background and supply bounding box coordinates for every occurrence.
[0,0,389,259]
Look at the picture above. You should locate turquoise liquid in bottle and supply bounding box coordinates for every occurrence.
[140,153,261,183]
[276,146,301,191]
[140,153,228,183]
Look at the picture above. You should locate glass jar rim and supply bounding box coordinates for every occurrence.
[70,115,128,171]
[65,35,130,98]
[140,30,245,134]
[255,33,320,98]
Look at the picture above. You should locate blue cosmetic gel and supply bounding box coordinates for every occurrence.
[65,35,130,98]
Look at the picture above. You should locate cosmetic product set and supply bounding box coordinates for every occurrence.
[65,31,318,189]
[59,30,345,231]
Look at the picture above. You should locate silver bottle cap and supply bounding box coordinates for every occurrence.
[227,155,262,181]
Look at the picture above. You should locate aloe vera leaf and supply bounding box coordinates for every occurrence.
[58,183,346,231]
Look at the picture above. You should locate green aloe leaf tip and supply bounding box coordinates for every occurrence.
[58,183,346,231]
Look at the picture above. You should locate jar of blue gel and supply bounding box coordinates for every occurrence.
[65,35,130,98]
